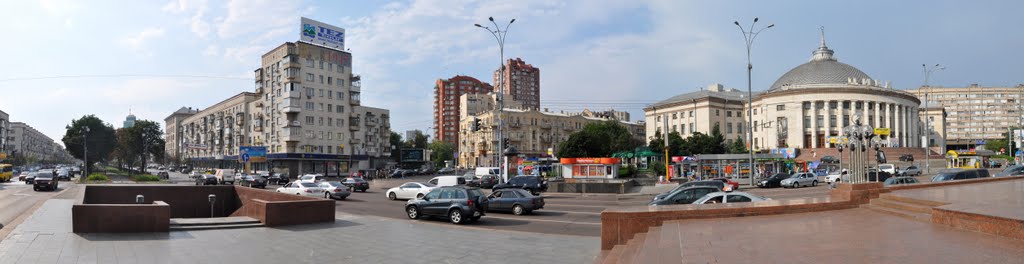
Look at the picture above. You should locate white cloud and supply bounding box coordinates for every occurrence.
[203,45,219,56]
[216,0,299,39]
[118,27,166,50]
[162,0,211,38]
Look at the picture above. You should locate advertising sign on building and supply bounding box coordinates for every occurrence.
[401,149,425,162]
[873,128,891,136]
[300,17,345,50]
[239,146,268,163]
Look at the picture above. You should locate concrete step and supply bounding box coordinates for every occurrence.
[657,222,682,263]
[170,216,261,226]
[878,194,948,207]
[600,246,624,264]
[617,233,646,264]
[863,204,932,223]
[635,226,662,264]
[169,222,265,231]
[870,198,933,214]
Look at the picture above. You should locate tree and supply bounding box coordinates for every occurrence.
[667,131,686,156]
[62,115,117,174]
[134,120,165,173]
[648,130,665,154]
[728,136,748,154]
[427,141,455,168]
[557,121,642,158]
[709,123,726,154]
[389,132,403,162]
[405,130,429,149]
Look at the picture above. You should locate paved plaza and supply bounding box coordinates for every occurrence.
[0,198,598,264]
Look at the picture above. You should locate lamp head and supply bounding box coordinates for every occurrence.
[510,18,515,24]
[489,17,494,22]
[474,24,482,28]
[767,24,774,28]
[753,17,759,22]
[733,21,740,26]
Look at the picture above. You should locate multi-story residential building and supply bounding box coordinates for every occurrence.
[163,107,199,165]
[645,83,751,144]
[433,75,492,147]
[9,122,55,162]
[906,84,1024,149]
[174,18,392,177]
[458,108,645,168]
[494,58,541,111]
[919,106,947,152]
[0,109,9,155]
[459,93,524,120]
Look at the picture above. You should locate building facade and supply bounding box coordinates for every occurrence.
[567,109,631,122]
[645,83,751,144]
[433,75,492,147]
[905,85,1024,149]
[458,108,645,168]
[123,112,136,128]
[163,107,199,165]
[9,122,56,162]
[179,92,258,165]
[0,109,9,156]
[494,58,541,111]
[919,106,947,152]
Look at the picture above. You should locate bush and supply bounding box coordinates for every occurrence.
[86,173,110,181]
[650,161,666,176]
[618,164,637,177]
[132,174,161,182]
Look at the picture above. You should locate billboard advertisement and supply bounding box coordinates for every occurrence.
[239,146,268,163]
[300,17,345,50]
[401,149,425,162]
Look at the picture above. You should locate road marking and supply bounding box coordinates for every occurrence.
[541,203,611,208]
[484,215,602,225]
[543,210,602,215]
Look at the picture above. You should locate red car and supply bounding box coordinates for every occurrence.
[710,178,740,190]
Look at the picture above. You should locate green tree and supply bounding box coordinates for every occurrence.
[648,130,664,154]
[389,132,403,161]
[406,130,429,149]
[62,115,117,174]
[667,131,686,156]
[728,136,748,154]
[427,141,456,168]
[133,120,165,172]
[557,120,642,158]
[709,123,726,154]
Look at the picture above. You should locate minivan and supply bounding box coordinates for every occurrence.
[475,167,500,177]
[428,175,467,187]
[214,169,235,185]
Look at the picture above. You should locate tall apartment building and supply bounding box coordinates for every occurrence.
[9,122,56,162]
[163,107,199,164]
[123,112,137,128]
[494,58,540,111]
[906,84,1024,149]
[433,75,492,147]
[458,108,645,168]
[171,18,392,177]
[0,109,9,155]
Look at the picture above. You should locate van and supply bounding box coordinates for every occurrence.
[475,167,500,177]
[214,169,236,185]
[428,175,467,187]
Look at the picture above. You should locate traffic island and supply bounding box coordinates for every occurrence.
[72,185,334,233]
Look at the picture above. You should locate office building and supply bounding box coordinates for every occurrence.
[906,84,1024,149]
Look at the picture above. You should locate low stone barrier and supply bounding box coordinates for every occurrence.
[72,201,170,233]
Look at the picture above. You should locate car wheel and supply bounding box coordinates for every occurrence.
[812,180,818,187]
[406,206,420,219]
[324,192,331,199]
[449,209,464,224]
[512,205,525,215]
[388,192,396,200]
[416,193,424,200]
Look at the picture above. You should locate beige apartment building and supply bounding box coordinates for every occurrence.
[0,109,9,155]
[178,92,259,165]
[163,107,199,164]
[645,83,750,144]
[9,122,58,162]
[458,108,645,168]
[906,85,1024,149]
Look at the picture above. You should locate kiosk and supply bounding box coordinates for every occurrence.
[560,158,621,179]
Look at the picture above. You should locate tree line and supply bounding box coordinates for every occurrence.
[62,115,165,175]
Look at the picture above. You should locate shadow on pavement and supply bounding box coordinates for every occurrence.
[270,219,362,231]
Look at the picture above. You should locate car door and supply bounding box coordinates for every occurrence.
[398,183,418,199]
[488,190,505,210]
[421,189,443,215]
[686,188,714,204]
[725,194,753,204]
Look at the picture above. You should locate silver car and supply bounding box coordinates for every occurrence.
[780,172,818,188]
[897,165,922,176]
[693,191,770,204]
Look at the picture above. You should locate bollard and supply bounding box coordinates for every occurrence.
[136,195,145,204]
[208,194,217,218]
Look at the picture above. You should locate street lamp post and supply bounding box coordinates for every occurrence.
[734,18,774,186]
[922,64,944,174]
[82,127,90,177]
[476,17,515,183]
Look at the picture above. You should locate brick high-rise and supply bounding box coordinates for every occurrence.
[433,75,493,147]
[494,58,540,111]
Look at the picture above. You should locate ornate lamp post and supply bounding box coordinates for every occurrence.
[843,114,873,183]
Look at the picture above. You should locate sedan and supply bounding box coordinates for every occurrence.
[238,174,267,188]
[268,173,290,185]
[195,174,218,185]
[780,172,818,188]
[275,182,324,197]
[487,189,544,215]
[757,173,790,188]
[693,191,770,204]
[898,166,922,176]
[654,181,726,201]
[319,181,351,200]
[387,182,436,200]
[883,176,921,186]
[649,186,721,206]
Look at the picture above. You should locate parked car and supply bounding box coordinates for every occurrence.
[492,176,548,195]
[653,181,726,201]
[468,174,499,189]
[342,177,370,192]
[649,186,721,206]
[238,174,267,188]
[693,191,770,204]
[214,169,235,185]
[708,178,740,190]
[405,186,489,224]
[387,182,436,200]
[157,171,170,180]
[298,174,325,183]
[428,175,467,187]
[195,174,218,185]
[899,154,915,162]
[996,165,1024,177]
[825,170,848,183]
[319,181,352,200]
[487,188,544,215]
[897,165,922,176]
[781,172,819,188]
[757,173,789,188]
[33,172,58,191]
[820,155,838,164]
[418,167,435,175]
[883,176,921,186]
[932,169,990,182]
[437,167,456,174]
[267,173,289,185]
[275,182,324,197]
[389,169,405,178]
[877,164,897,175]
[866,170,893,182]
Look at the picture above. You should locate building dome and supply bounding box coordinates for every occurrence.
[767,37,871,92]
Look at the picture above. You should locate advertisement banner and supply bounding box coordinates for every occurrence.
[300,17,345,50]
[239,146,268,162]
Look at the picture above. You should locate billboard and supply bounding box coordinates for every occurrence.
[300,17,345,50]
[239,146,268,163]
[400,148,425,162]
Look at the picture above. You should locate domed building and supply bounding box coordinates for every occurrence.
[749,37,920,150]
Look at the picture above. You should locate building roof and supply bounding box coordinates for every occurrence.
[768,35,871,92]
[647,86,756,110]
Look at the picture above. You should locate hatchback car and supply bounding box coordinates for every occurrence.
[405,186,489,224]
[781,172,818,188]
[319,181,352,200]
[386,182,436,200]
[492,176,548,195]
[883,176,921,186]
[487,188,544,215]
[654,181,726,201]
[342,177,370,192]
[693,191,770,204]
[898,165,922,176]
[649,186,721,206]
[275,182,324,197]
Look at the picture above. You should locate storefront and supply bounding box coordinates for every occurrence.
[559,157,621,179]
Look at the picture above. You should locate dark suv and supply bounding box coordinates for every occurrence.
[468,175,499,189]
[342,177,369,192]
[932,169,990,182]
[492,176,548,195]
[33,172,58,191]
[405,186,489,224]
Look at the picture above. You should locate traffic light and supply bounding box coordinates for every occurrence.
[503,138,510,148]
[472,117,481,132]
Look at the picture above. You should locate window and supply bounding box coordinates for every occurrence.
[689,111,693,117]
[318,103,324,111]
[754,121,758,132]
[726,123,733,133]
[843,101,850,109]
[305,116,314,125]
[328,91,333,99]
[830,115,837,127]
[753,109,758,115]
[804,117,810,128]
[319,75,324,84]
[327,77,332,85]
[726,195,752,203]
[672,113,677,119]
[737,123,743,134]
[336,105,343,113]
[689,123,695,133]
[716,109,720,116]
[843,115,850,126]
[803,102,811,109]
[681,124,686,134]
[829,101,837,109]
[305,102,314,110]
[305,73,314,81]
[327,104,333,113]
[306,58,313,67]
[727,111,733,117]
[777,105,785,111]
[816,115,823,128]
[319,60,324,69]
[327,118,333,126]
[328,63,333,71]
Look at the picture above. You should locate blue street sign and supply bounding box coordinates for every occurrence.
[241,153,250,162]
[1016,150,1023,156]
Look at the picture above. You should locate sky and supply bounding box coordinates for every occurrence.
[1,0,1021,147]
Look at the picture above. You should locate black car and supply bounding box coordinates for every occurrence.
[932,169,989,182]
[238,174,267,188]
[268,173,289,185]
[995,165,1024,177]
[492,176,548,195]
[405,186,489,224]
[757,173,790,188]
[157,171,170,180]
[468,174,499,189]
[33,173,58,191]
[899,154,914,162]
[820,156,838,164]
[654,180,726,200]
[195,174,218,185]
[342,177,369,192]
[649,186,720,206]
[487,188,544,215]
[866,170,893,182]
[56,170,72,181]
[390,170,405,178]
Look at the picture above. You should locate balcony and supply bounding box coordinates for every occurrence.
[540,122,552,129]
[349,118,361,130]
[285,90,301,99]
[282,127,302,142]
[349,138,361,144]
[280,98,302,113]
[351,76,361,93]
[365,118,378,127]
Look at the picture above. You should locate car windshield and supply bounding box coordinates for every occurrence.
[299,183,318,188]
[879,165,893,169]
[467,188,485,199]
[510,189,533,197]
[301,175,314,180]
[323,181,342,187]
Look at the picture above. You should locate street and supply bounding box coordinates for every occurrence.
[0,179,75,237]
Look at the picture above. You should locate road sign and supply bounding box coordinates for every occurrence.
[1017,150,1023,156]
[241,153,250,162]
[873,128,891,136]
[239,146,267,162]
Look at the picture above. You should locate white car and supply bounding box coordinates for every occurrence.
[275,182,324,197]
[298,174,325,183]
[693,191,770,204]
[319,181,352,200]
[386,182,436,200]
[825,170,848,183]
[877,164,897,175]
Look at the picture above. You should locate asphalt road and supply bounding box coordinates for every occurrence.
[0,178,75,233]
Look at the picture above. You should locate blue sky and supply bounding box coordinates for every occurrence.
[1,0,1021,146]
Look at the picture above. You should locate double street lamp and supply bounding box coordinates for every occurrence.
[922,63,944,174]
[82,126,90,177]
[734,18,774,185]
[475,17,515,183]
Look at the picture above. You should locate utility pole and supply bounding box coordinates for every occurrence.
[923,64,944,173]
[476,17,515,183]
[734,18,774,186]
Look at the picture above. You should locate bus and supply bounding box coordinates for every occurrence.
[0,164,12,182]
